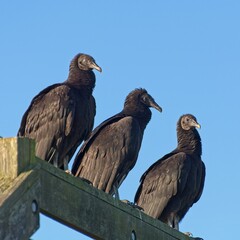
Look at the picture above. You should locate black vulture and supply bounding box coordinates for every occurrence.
[71,88,162,197]
[134,114,205,230]
[18,53,102,170]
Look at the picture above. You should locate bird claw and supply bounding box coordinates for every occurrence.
[184,232,204,240]
[65,170,72,174]
[121,200,144,211]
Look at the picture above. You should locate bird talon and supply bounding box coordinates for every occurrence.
[121,200,144,211]
[65,170,72,175]
[184,232,204,240]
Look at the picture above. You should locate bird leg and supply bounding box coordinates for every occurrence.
[167,214,179,230]
[51,152,59,168]
[167,218,174,229]
[113,185,120,200]
[63,156,69,171]
[48,149,58,167]
[53,158,58,168]
[173,217,179,230]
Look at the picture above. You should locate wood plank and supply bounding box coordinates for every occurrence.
[0,169,40,240]
[0,137,35,178]
[0,138,193,240]
[39,158,189,240]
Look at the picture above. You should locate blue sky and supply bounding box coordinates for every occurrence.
[1,1,240,239]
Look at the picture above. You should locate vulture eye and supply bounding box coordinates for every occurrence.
[79,59,85,64]
[140,94,147,103]
[142,95,147,102]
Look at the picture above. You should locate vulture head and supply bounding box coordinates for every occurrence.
[67,53,102,88]
[180,114,201,131]
[140,90,162,112]
[124,88,162,113]
[77,54,102,72]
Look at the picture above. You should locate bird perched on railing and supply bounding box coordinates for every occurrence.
[18,53,102,170]
[72,88,162,198]
[134,114,205,230]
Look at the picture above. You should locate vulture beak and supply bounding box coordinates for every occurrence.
[90,62,102,72]
[191,120,201,129]
[148,98,162,112]
[141,93,162,112]
[195,123,201,129]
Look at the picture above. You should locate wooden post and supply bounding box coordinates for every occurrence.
[0,137,35,179]
[0,137,40,240]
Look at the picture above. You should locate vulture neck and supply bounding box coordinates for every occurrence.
[124,106,152,132]
[177,126,202,156]
[66,65,95,94]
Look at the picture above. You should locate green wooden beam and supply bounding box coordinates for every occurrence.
[0,138,195,240]
[39,158,190,240]
[0,168,40,240]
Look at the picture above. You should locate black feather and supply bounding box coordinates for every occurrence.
[134,114,205,230]
[72,88,162,195]
[18,53,101,169]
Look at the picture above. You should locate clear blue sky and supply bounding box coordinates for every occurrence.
[1,1,239,239]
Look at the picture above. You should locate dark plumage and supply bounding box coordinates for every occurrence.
[134,114,205,230]
[18,53,102,169]
[72,88,162,196]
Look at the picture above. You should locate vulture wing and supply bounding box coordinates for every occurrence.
[18,84,79,166]
[193,161,206,203]
[72,115,142,194]
[71,112,126,174]
[135,152,192,218]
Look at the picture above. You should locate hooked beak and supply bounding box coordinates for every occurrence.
[149,99,162,112]
[195,123,201,129]
[191,120,201,129]
[90,62,102,72]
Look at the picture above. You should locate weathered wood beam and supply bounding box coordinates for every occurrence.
[0,138,193,240]
[0,137,40,240]
[0,170,40,240]
[0,137,35,179]
[39,152,189,240]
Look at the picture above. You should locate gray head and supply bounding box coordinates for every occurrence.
[77,54,102,72]
[180,114,201,131]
